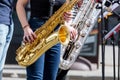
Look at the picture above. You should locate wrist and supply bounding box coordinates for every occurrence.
[23,24,30,29]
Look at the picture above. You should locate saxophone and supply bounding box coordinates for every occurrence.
[16,0,79,66]
[59,0,102,70]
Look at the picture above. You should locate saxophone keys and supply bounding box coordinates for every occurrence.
[80,29,88,37]
[16,55,23,61]
[85,19,91,27]
[75,41,81,49]
[23,53,34,63]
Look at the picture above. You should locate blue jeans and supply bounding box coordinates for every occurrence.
[0,23,14,80]
[26,17,61,80]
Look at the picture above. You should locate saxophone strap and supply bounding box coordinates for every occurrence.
[49,0,56,17]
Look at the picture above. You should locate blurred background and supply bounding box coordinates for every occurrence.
[3,0,120,80]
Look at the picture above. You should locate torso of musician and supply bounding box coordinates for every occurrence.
[30,0,66,18]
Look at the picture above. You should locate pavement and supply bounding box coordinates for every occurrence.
[3,65,26,80]
[2,45,120,80]
[2,64,119,80]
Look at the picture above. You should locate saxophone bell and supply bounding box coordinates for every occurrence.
[58,25,70,45]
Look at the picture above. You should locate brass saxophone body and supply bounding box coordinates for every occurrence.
[16,0,79,66]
